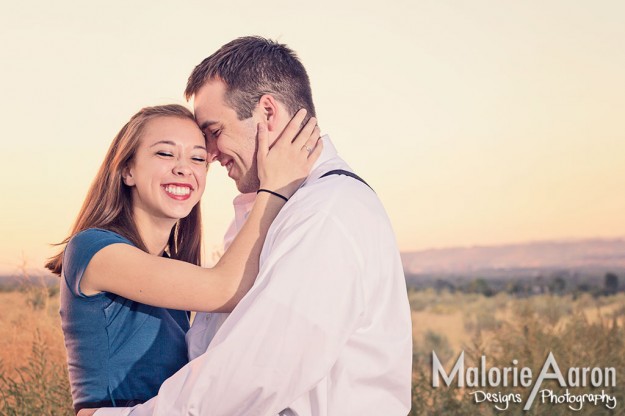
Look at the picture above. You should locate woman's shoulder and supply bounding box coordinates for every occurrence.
[70,228,131,245]
[63,228,135,297]
[64,228,134,273]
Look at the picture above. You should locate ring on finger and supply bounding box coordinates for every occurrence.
[302,144,313,153]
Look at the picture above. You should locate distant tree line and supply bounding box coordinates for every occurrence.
[406,271,623,298]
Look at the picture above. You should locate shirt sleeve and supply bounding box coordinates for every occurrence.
[63,229,132,298]
[93,399,153,416]
[97,209,366,416]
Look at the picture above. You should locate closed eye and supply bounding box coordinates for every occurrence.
[156,151,174,157]
[209,129,221,139]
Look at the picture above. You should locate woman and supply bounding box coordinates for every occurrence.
[46,104,320,413]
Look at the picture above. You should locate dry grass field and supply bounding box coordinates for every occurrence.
[410,289,625,354]
[410,289,625,415]
[1,283,624,415]
[0,285,72,415]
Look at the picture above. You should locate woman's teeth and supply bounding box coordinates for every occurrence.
[164,185,191,196]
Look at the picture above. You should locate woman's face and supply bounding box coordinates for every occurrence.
[123,116,208,223]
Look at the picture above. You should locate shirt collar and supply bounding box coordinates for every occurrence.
[232,191,256,207]
[311,135,337,172]
[301,135,351,186]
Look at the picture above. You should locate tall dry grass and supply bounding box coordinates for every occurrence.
[410,290,625,415]
[0,281,72,415]
[1,280,624,415]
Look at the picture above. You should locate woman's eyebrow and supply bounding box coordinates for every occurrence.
[150,140,176,147]
[150,140,207,151]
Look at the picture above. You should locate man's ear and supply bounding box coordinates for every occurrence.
[257,94,281,133]
[121,165,135,186]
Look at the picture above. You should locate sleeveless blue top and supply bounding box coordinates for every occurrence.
[59,228,189,409]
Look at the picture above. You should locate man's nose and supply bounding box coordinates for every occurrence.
[206,140,221,164]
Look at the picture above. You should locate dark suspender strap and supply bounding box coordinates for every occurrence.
[320,169,374,191]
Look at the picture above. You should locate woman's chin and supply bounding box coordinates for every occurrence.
[166,207,195,221]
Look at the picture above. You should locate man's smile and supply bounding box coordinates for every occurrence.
[219,158,235,177]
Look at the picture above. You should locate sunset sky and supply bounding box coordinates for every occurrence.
[1,1,624,274]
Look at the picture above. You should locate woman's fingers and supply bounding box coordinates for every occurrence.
[306,134,323,165]
[293,116,319,149]
[299,124,321,158]
[257,122,268,164]
[273,108,308,149]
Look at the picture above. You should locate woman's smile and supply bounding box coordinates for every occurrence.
[162,183,194,200]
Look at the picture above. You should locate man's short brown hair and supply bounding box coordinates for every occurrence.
[185,36,316,120]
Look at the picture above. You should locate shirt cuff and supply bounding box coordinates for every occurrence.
[94,407,133,416]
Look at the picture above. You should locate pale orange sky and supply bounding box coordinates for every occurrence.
[1,1,624,274]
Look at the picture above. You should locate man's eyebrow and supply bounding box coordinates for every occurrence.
[198,120,218,131]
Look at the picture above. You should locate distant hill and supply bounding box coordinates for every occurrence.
[3,239,625,290]
[0,268,58,289]
[401,238,625,278]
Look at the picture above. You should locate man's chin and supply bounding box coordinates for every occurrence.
[234,180,248,194]
[232,172,259,194]
[235,180,260,195]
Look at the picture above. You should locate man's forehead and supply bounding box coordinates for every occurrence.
[194,79,226,105]
[193,99,218,130]
[193,80,228,127]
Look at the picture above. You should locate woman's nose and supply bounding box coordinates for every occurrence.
[173,159,192,176]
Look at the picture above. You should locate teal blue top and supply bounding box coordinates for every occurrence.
[60,228,189,410]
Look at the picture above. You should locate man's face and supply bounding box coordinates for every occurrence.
[193,79,261,193]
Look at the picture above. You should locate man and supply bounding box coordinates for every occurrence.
[95,36,412,415]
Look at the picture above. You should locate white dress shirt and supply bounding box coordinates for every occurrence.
[96,136,413,416]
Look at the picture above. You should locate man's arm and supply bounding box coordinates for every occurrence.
[96,209,365,415]
[92,395,156,416]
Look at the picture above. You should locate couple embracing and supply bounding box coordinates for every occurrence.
[47,36,412,416]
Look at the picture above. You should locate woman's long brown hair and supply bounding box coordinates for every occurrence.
[46,104,204,276]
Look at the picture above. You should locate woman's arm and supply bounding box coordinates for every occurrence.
[81,110,322,312]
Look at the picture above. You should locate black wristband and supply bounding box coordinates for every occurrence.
[257,189,289,202]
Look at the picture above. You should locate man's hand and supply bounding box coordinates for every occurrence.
[77,408,98,416]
